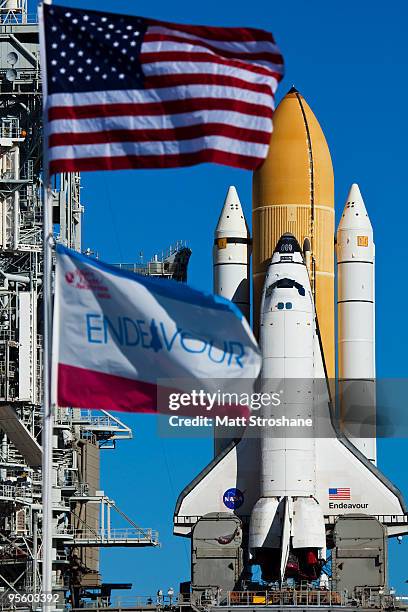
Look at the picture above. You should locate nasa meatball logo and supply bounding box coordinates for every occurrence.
[223,488,244,510]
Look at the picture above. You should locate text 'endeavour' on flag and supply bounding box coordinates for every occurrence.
[39,4,284,174]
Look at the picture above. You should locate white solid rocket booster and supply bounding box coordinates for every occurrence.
[213,186,250,321]
[213,186,251,456]
[337,183,376,463]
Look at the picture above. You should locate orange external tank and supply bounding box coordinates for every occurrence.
[252,87,335,378]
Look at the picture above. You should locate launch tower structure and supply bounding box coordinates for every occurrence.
[114,242,192,282]
[0,4,159,609]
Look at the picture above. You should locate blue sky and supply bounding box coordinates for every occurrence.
[34,0,408,599]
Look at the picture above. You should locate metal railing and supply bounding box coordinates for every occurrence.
[75,412,121,428]
[63,527,159,544]
[0,325,16,340]
[0,120,20,140]
[0,68,40,86]
[71,410,132,440]
[177,513,408,528]
[224,590,345,607]
[114,261,175,277]
[57,471,78,489]
[173,515,202,526]
[77,595,178,609]
[325,513,408,526]
[71,482,89,497]
[0,13,38,25]
[21,159,33,181]
[120,595,174,608]
[29,526,158,548]
[72,589,374,610]
[0,483,33,499]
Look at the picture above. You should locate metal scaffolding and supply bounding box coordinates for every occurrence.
[0,4,159,609]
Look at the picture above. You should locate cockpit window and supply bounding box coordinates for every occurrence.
[275,278,294,288]
[266,278,306,297]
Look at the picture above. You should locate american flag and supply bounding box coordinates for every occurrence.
[39,4,284,176]
[329,488,351,500]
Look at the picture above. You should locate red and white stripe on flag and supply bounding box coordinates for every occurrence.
[40,4,284,174]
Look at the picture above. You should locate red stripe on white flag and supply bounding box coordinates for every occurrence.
[49,123,271,147]
[49,149,263,174]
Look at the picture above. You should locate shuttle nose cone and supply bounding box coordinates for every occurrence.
[274,233,302,255]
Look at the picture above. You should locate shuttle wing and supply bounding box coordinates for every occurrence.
[314,317,407,534]
[174,436,260,536]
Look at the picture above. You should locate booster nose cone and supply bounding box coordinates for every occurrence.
[274,232,302,255]
[215,185,248,239]
[337,183,372,232]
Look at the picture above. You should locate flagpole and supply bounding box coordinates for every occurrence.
[39,0,54,608]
